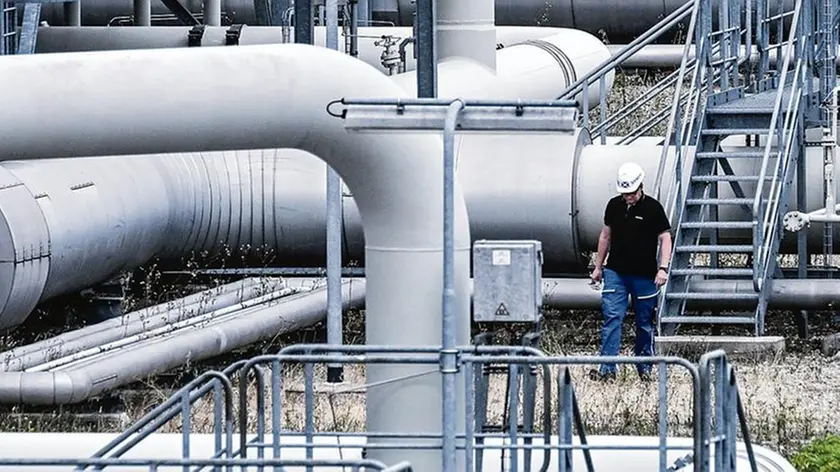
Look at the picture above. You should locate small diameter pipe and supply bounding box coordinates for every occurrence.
[325,0,344,384]
[827,87,839,216]
[29,286,303,372]
[0,277,284,372]
[133,0,151,26]
[441,99,464,472]
[0,280,366,404]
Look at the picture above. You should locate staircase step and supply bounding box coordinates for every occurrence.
[674,244,754,253]
[686,198,756,205]
[706,107,775,115]
[665,292,759,301]
[671,268,754,277]
[655,335,786,361]
[696,151,766,159]
[659,315,756,324]
[680,221,755,229]
[701,128,770,136]
[691,175,767,182]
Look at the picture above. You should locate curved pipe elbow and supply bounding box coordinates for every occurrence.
[0,371,92,405]
[392,29,614,105]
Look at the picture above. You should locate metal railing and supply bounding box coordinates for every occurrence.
[698,350,759,472]
[655,0,754,229]
[753,0,811,297]
[1,458,409,471]
[0,343,761,471]
[556,0,697,144]
[233,344,706,472]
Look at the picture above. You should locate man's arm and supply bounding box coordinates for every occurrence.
[594,225,611,269]
[658,230,672,268]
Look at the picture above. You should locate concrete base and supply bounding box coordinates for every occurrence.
[655,335,786,362]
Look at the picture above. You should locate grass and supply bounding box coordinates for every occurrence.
[0,68,838,468]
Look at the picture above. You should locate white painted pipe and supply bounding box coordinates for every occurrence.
[0,433,796,471]
[436,0,496,70]
[391,29,614,106]
[606,44,840,69]
[0,279,364,405]
[0,43,472,471]
[0,277,286,372]
[33,26,567,73]
[26,285,302,372]
[33,26,613,106]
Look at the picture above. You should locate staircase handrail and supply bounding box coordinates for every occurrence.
[557,0,694,103]
[557,0,696,140]
[653,0,706,218]
[753,0,807,292]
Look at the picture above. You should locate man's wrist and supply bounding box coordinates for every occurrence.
[658,266,669,274]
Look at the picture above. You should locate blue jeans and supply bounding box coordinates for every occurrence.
[599,268,658,375]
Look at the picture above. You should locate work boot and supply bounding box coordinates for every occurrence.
[589,369,616,382]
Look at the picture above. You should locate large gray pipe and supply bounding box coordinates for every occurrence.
[541,278,840,310]
[36,0,785,44]
[0,128,834,331]
[33,26,611,103]
[0,279,365,404]
[0,121,835,330]
[0,44,471,470]
[606,44,840,69]
[0,29,609,329]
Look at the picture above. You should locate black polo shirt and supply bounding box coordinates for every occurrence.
[603,193,671,279]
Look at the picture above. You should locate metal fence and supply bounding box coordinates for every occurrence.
[0,344,758,472]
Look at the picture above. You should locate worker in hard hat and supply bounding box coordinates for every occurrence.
[588,162,672,382]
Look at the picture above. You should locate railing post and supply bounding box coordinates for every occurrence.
[724,367,738,472]
[557,368,573,472]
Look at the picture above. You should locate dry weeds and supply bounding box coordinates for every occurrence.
[139,345,840,460]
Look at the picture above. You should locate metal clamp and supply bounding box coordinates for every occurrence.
[225,24,245,46]
[438,348,461,374]
[187,24,206,47]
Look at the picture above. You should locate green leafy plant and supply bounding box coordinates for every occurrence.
[792,434,840,472]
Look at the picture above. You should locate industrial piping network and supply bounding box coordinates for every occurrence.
[0,1,831,470]
[2,23,838,331]
[35,26,840,70]
[0,7,839,404]
[0,26,612,330]
[35,0,794,44]
[0,34,483,472]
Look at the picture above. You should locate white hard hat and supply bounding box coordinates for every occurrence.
[616,162,645,193]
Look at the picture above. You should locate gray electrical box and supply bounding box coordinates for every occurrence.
[472,240,543,323]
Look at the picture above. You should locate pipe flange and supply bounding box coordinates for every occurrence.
[783,211,808,232]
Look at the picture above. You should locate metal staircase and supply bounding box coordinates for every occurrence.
[657,0,821,335]
[1,2,16,54]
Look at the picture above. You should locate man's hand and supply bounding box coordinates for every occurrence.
[655,268,668,287]
[590,267,603,283]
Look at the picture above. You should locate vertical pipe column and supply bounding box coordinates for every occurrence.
[294,0,313,44]
[270,0,290,26]
[63,1,80,26]
[133,0,151,26]
[435,0,496,70]
[325,0,344,383]
[203,0,221,26]
[441,99,464,472]
[415,0,436,97]
[357,0,369,24]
